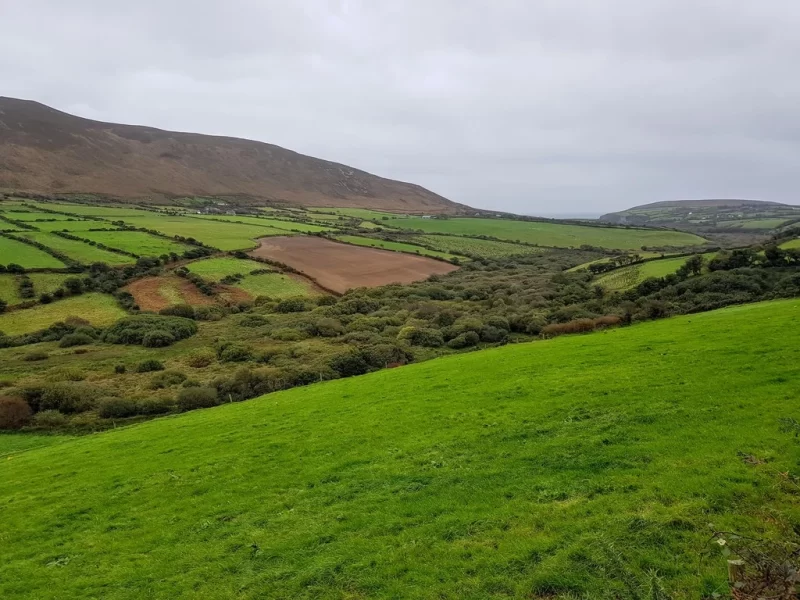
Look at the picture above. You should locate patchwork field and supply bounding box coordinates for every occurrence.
[185,257,271,281]
[194,215,334,233]
[26,273,71,296]
[124,276,217,312]
[28,202,152,218]
[116,216,288,250]
[18,232,134,265]
[234,272,317,299]
[387,217,707,249]
[0,293,126,335]
[1,300,799,597]
[597,253,717,291]
[781,238,800,249]
[0,274,22,305]
[0,211,78,222]
[410,234,545,258]
[0,236,66,269]
[32,220,119,232]
[250,236,459,293]
[717,218,792,229]
[78,230,191,257]
[335,235,462,261]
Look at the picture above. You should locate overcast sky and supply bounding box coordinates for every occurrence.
[2,1,800,214]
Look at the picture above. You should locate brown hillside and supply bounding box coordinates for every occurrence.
[0,97,464,213]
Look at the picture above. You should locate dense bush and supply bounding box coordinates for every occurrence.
[150,371,187,389]
[98,397,138,419]
[329,351,370,377]
[274,298,307,313]
[219,344,254,362]
[398,326,445,347]
[159,304,196,319]
[137,359,165,373]
[0,396,33,429]
[31,410,68,428]
[447,331,480,349]
[136,397,174,415]
[23,351,48,361]
[103,315,197,346]
[59,333,95,348]
[38,382,97,414]
[142,330,176,348]
[177,387,219,411]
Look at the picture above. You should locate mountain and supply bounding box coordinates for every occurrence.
[0,97,464,213]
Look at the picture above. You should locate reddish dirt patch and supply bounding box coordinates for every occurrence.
[124,276,217,312]
[248,236,458,293]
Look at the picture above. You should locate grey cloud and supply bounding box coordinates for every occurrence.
[2,0,800,213]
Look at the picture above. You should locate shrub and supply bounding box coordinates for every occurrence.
[0,397,33,429]
[97,396,138,419]
[271,327,306,341]
[237,314,269,328]
[329,352,370,377]
[39,382,96,414]
[398,326,444,348]
[360,344,411,368]
[311,317,345,337]
[39,293,53,304]
[186,351,215,368]
[142,330,176,348]
[177,387,219,411]
[136,397,174,415]
[59,333,95,348]
[159,304,196,319]
[114,364,126,374]
[137,359,165,373]
[447,331,480,349]
[103,315,197,346]
[23,351,48,362]
[194,306,224,321]
[150,370,187,389]
[32,410,68,428]
[220,344,253,362]
[479,325,507,343]
[274,298,307,313]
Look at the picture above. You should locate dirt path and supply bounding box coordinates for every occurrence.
[248,236,458,293]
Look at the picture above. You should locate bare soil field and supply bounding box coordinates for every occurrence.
[124,276,217,312]
[249,236,458,293]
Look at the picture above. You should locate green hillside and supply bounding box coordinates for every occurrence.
[2,300,800,598]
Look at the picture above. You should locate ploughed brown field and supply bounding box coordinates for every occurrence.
[249,236,458,293]
[124,276,219,312]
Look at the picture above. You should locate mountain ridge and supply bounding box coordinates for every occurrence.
[0,97,465,212]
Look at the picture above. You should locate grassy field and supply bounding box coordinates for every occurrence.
[18,232,134,265]
[116,216,288,250]
[33,220,119,232]
[411,234,546,258]
[0,236,66,269]
[0,274,22,305]
[0,293,126,335]
[29,202,152,218]
[194,215,335,233]
[1,300,799,597]
[186,257,271,281]
[335,235,462,260]
[312,207,397,220]
[27,273,70,296]
[235,272,317,298]
[78,231,191,257]
[0,211,78,222]
[716,218,792,229]
[0,433,76,457]
[386,217,707,249]
[780,238,800,250]
[597,253,718,291]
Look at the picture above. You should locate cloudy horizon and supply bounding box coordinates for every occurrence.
[2,1,800,214]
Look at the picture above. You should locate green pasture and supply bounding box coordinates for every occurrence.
[0,293,126,335]
[185,257,271,281]
[1,300,799,597]
[117,216,287,250]
[18,232,134,265]
[386,217,707,250]
[78,231,191,257]
[0,236,66,269]
[235,272,317,298]
[335,235,461,260]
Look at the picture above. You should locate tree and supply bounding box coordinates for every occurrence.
[684,254,705,276]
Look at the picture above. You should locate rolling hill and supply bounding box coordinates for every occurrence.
[2,299,799,598]
[0,97,464,213]
[601,199,800,227]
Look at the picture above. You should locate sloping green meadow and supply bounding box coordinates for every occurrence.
[387,217,707,249]
[1,300,799,598]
